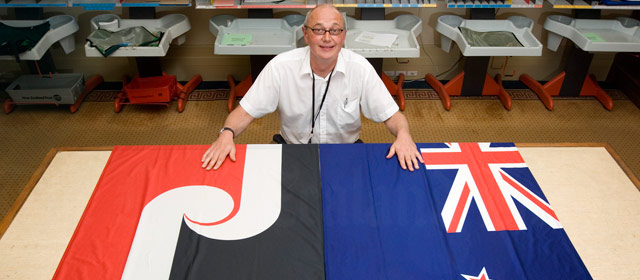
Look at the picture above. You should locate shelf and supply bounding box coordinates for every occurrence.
[0,15,78,61]
[446,0,543,8]
[195,0,436,9]
[70,0,116,9]
[69,0,190,10]
[84,14,191,57]
[548,0,640,9]
[544,15,640,52]
[0,0,66,7]
[435,15,543,56]
[345,15,422,58]
[121,0,191,7]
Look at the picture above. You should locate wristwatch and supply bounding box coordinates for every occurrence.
[219,127,235,138]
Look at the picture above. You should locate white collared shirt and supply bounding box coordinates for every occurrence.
[239,46,399,144]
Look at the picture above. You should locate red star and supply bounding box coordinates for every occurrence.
[461,267,491,280]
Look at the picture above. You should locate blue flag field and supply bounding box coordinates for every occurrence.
[321,143,591,279]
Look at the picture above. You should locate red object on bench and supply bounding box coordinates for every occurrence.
[115,73,202,113]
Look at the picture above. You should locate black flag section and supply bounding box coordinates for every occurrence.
[169,145,325,279]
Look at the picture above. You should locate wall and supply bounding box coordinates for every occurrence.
[0,5,632,83]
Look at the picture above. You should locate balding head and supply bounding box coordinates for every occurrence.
[304,4,345,30]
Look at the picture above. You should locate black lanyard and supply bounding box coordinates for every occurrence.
[309,67,334,144]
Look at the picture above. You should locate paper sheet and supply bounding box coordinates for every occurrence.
[584,33,605,42]
[354,31,398,48]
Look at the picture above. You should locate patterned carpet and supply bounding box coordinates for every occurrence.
[83,88,629,102]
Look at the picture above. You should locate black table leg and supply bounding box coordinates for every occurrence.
[360,8,385,75]
[130,7,163,78]
[461,57,490,96]
[558,9,601,97]
[460,8,494,96]
[248,9,275,82]
[15,7,56,75]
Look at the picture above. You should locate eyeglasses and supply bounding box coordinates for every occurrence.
[304,26,345,36]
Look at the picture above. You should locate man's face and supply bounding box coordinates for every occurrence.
[303,6,346,63]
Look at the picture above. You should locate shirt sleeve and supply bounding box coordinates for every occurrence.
[239,60,280,119]
[359,63,399,123]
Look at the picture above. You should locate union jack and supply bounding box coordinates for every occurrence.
[421,143,562,233]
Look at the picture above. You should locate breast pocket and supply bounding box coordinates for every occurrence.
[338,97,361,131]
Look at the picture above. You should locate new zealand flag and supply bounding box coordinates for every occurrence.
[321,143,591,279]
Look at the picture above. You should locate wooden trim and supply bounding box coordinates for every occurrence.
[0,147,114,239]
[0,148,59,239]
[602,143,640,192]
[56,146,114,152]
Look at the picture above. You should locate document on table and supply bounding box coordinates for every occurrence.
[221,33,252,46]
[354,31,398,48]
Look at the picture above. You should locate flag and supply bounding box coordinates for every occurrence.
[55,143,591,279]
[321,143,592,279]
[54,145,325,279]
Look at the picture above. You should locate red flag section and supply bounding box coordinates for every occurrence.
[53,145,246,279]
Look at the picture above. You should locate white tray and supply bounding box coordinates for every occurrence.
[209,15,305,55]
[435,15,542,57]
[0,15,78,61]
[545,15,640,53]
[84,14,191,57]
[344,15,422,58]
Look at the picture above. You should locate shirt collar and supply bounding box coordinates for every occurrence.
[300,46,346,79]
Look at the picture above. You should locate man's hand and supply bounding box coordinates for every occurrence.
[201,130,236,170]
[386,132,424,171]
[383,111,424,171]
[201,106,255,170]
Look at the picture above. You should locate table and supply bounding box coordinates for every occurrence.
[1,143,639,279]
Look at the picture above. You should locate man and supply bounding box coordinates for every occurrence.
[201,4,423,171]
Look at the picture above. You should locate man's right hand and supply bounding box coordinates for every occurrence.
[201,130,236,170]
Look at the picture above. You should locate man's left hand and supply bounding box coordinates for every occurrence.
[386,133,424,171]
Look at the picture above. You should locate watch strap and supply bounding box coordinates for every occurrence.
[219,127,235,138]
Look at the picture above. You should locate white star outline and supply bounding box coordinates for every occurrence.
[461,267,491,280]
